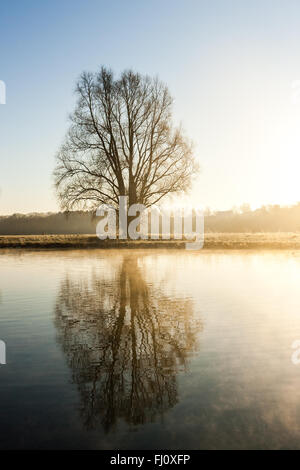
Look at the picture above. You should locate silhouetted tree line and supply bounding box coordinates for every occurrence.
[0,203,300,235]
[205,203,300,232]
[0,211,97,235]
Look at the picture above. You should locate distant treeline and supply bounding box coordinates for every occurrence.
[205,203,300,232]
[0,203,300,235]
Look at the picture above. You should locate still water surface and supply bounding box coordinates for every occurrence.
[0,249,300,449]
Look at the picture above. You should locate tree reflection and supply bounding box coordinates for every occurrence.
[54,255,202,432]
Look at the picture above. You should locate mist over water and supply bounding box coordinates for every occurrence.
[0,249,300,449]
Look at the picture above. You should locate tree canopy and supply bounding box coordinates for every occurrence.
[54,66,198,210]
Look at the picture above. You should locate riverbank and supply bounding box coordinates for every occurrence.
[1,233,300,249]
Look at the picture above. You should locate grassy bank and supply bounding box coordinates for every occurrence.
[1,233,300,249]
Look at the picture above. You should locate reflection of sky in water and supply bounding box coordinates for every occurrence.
[0,250,300,449]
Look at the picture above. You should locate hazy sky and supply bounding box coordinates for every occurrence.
[1,0,300,214]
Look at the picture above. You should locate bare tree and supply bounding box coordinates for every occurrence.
[54,66,198,211]
[55,255,202,431]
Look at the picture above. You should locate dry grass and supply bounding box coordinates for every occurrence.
[0,232,300,250]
